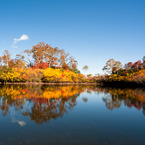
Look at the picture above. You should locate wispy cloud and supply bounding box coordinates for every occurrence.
[14,34,29,44]
[12,34,29,48]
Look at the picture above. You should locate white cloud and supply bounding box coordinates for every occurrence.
[13,34,29,44]
[12,34,29,48]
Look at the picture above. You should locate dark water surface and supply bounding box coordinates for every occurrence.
[0,85,145,145]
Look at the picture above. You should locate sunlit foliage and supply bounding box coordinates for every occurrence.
[0,42,96,83]
[102,56,145,85]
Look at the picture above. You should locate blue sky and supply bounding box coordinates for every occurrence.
[0,0,145,74]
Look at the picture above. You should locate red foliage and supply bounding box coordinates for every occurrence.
[62,63,69,70]
[33,61,48,69]
[61,74,65,77]
[54,66,60,69]
[8,59,15,68]
[125,62,133,70]
[125,60,143,71]
[132,60,142,69]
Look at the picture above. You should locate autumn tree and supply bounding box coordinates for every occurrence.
[0,56,2,66]
[87,74,92,77]
[15,59,26,68]
[33,61,48,69]
[0,42,80,73]
[30,42,79,71]
[59,49,69,69]
[24,49,33,67]
[8,59,15,68]
[143,56,145,68]
[31,42,45,63]
[69,56,78,70]
[2,50,10,67]
[87,74,93,80]
[68,56,79,74]
[44,44,60,67]
[124,62,133,70]
[103,59,122,74]
[131,60,142,70]
[31,42,60,67]
[83,65,88,73]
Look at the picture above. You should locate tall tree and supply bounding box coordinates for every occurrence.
[31,42,61,68]
[24,49,33,67]
[44,44,60,67]
[131,60,142,70]
[31,42,46,63]
[143,56,145,68]
[24,42,80,71]
[2,50,10,67]
[59,49,69,69]
[103,59,122,74]
[124,62,134,70]
[69,56,78,70]
[0,56,2,66]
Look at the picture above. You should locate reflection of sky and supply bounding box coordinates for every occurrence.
[10,111,26,127]
[0,89,145,145]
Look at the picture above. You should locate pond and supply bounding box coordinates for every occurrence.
[0,85,145,145]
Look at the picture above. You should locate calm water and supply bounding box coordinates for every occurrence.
[0,85,145,145]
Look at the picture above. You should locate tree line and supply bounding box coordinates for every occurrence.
[100,56,145,85]
[103,56,145,75]
[0,42,80,74]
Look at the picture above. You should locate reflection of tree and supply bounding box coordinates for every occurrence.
[103,95,122,110]
[2,84,145,122]
[0,99,9,116]
[82,97,88,103]
[124,98,142,110]
[0,85,95,124]
[100,87,145,115]
[23,95,79,124]
[142,104,145,116]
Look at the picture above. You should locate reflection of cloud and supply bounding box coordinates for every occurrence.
[12,34,29,48]
[10,112,26,127]
[17,121,26,127]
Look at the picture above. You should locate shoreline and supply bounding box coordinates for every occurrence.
[0,81,144,88]
[99,81,145,88]
[0,82,99,85]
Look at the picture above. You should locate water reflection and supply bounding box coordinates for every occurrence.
[0,85,96,124]
[0,85,145,145]
[99,87,145,115]
[0,85,145,125]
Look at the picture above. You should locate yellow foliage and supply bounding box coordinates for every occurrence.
[0,67,89,83]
